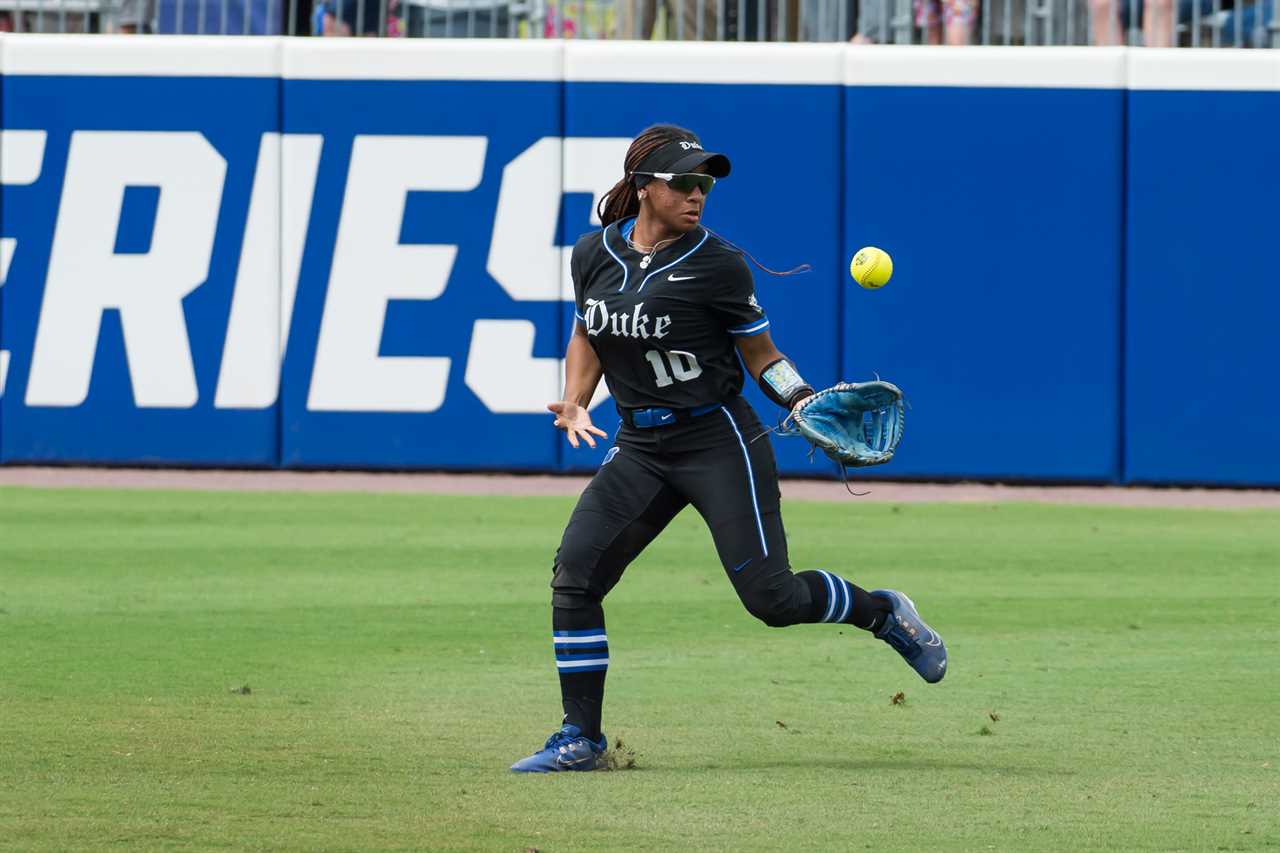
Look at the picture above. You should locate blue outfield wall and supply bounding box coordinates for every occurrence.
[1125,52,1280,487]
[2,71,282,466]
[0,40,1276,485]
[279,74,566,470]
[842,81,1125,482]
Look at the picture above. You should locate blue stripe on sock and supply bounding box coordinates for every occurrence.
[818,570,838,622]
[836,578,854,623]
[830,574,847,623]
[556,663,608,673]
[556,652,610,662]
[553,628,606,637]
[554,641,609,651]
[555,645,609,655]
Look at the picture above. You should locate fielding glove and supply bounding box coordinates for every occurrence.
[783,380,905,467]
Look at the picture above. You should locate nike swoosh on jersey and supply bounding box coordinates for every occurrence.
[668,274,696,281]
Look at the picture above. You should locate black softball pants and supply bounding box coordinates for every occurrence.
[552,394,818,627]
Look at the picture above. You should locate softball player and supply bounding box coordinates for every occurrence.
[511,124,947,773]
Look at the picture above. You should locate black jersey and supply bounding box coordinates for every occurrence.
[570,218,769,411]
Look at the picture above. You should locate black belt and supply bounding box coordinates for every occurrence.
[619,402,721,429]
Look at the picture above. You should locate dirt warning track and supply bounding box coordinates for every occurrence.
[2,466,1278,510]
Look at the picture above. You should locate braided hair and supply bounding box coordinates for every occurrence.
[597,124,698,227]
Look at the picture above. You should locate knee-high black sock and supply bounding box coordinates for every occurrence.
[797,570,891,632]
[553,602,608,741]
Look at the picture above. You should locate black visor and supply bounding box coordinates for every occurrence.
[634,139,731,181]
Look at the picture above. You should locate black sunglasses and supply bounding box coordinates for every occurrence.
[634,172,716,195]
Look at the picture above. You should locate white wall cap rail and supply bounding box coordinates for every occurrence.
[2,34,281,76]
[1128,48,1280,91]
[564,41,844,85]
[845,46,1128,89]
[0,37,1274,94]
[282,38,562,81]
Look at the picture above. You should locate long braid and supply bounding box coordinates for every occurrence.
[702,226,812,278]
[597,124,697,227]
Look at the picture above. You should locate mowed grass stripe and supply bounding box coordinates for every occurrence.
[1,487,1276,852]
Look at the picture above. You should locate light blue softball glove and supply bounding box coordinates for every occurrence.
[783,380,905,467]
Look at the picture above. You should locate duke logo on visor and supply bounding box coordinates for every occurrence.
[631,138,731,194]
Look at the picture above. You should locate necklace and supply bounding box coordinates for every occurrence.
[626,232,680,270]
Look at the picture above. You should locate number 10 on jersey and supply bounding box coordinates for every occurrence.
[645,350,703,388]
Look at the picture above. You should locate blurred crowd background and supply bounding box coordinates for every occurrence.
[0,0,1275,56]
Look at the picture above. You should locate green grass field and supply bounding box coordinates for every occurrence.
[1,486,1277,852]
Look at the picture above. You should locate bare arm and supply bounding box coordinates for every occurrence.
[547,323,608,449]
[562,323,604,408]
[735,329,785,382]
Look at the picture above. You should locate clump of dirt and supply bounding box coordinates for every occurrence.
[599,737,639,771]
[229,685,252,695]
[890,691,906,706]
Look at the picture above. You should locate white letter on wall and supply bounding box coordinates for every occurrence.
[474,136,627,413]
[26,131,225,408]
[487,136,630,302]
[0,130,47,398]
[214,133,323,409]
[465,320,561,413]
[307,135,486,413]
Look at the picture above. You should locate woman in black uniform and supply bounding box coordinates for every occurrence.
[511,124,947,773]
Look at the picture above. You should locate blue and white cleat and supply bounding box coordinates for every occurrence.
[871,589,947,683]
[510,724,607,773]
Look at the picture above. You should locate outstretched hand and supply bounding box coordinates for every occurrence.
[547,401,608,449]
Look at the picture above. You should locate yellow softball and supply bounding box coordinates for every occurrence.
[850,246,893,289]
